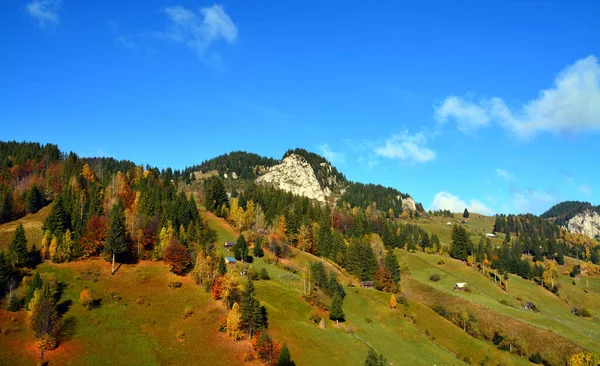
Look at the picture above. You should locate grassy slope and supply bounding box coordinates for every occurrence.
[397,250,600,363]
[0,260,250,365]
[207,211,533,365]
[0,205,50,251]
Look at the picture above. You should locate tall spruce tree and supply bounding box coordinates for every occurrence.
[329,294,345,323]
[241,279,265,338]
[8,223,28,268]
[43,196,70,235]
[384,251,401,283]
[450,225,472,261]
[463,208,470,218]
[104,200,127,274]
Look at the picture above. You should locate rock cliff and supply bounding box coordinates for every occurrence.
[255,154,331,203]
[567,210,600,239]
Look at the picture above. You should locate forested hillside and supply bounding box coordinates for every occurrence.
[541,201,600,226]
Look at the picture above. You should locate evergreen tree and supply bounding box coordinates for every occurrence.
[237,234,249,262]
[104,200,128,274]
[241,279,265,338]
[253,237,264,258]
[329,294,345,322]
[463,208,470,219]
[217,255,227,276]
[277,344,296,366]
[43,196,70,235]
[0,253,8,296]
[384,250,401,283]
[364,348,387,366]
[25,272,43,310]
[204,178,228,212]
[0,190,13,224]
[8,223,28,268]
[450,225,472,261]
[556,250,565,265]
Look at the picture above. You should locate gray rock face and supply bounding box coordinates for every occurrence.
[568,210,600,239]
[256,154,330,203]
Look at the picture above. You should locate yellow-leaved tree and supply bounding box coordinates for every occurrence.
[227,302,243,341]
[390,294,397,309]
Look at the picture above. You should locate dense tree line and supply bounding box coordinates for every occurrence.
[185,151,278,180]
[338,182,409,217]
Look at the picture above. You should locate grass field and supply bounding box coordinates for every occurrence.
[0,205,50,252]
[395,250,600,364]
[0,260,251,366]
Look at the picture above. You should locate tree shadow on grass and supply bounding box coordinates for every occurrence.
[90,298,103,309]
[55,316,77,345]
[57,299,72,317]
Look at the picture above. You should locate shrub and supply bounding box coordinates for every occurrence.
[7,296,21,312]
[176,329,185,342]
[247,270,259,281]
[259,268,270,280]
[397,295,409,306]
[574,308,593,318]
[529,353,544,364]
[309,311,322,324]
[365,318,372,324]
[164,238,192,275]
[168,280,182,289]
[429,273,441,282]
[79,289,93,309]
[437,258,445,265]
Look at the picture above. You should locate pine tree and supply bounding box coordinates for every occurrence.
[329,294,345,323]
[384,251,401,283]
[104,200,128,275]
[0,253,8,296]
[463,208,470,218]
[365,349,379,366]
[217,255,227,276]
[241,279,265,338]
[8,223,28,268]
[237,234,249,262]
[253,237,264,258]
[277,344,296,366]
[43,196,70,235]
[450,225,472,261]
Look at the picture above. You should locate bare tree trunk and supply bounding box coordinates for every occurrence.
[112,253,115,275]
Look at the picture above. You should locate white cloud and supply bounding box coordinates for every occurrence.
[430,191,493,215]
[435,95,490,133]
[27,0,61,29]
[159,4,237,64]
[374,131,436,163]
[578,184,592,197]
[495,168,514,181]
[435,55,600,138]
[318,144,345,165]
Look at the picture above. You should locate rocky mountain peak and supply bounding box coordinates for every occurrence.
[255,154,333,203]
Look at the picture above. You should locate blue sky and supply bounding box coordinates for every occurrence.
[1,0,599,215]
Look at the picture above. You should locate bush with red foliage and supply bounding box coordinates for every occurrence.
[251,332,281,365]
[212,277,224,300]
[164,238,191,275]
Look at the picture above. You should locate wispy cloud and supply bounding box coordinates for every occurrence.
[108,20,137,50]
[318,144,345,165]
[495,168,515,181]
[578,184,592,197]
[435,55,600,138]
[430,191,493,215]
[510,188,560,214]
[157,4,237,66]
[27,0,61,29]
[374,130,436,163]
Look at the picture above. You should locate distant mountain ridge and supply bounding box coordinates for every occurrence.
[185,148,418,213]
